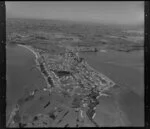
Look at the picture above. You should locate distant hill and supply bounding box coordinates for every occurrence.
[6,18,144,52]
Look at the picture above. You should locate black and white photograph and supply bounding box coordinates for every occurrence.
[5,1,144,127]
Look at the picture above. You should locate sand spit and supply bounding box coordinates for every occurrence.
[18,44,52,89]
[18,44,39,59]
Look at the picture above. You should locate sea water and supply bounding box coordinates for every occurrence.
[80,50,144,126]
[6,44,47,121]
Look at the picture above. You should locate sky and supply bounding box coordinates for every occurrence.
[6,2,144,25]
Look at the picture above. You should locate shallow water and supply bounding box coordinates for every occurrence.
[118,90,144,126]
[6,44,47,120]
[80,50,144,97]
[80,50,144,126]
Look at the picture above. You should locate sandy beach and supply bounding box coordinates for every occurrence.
[18,44,39,59]
[18,44,53,90]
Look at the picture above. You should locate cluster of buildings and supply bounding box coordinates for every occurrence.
[36,46,116,98]
[7,46,116,127]
[35,48,116,125]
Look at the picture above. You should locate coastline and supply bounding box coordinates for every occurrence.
[18,44,115,88]
[17,44,52,88]
[7,44,119,127]
[17,44,39,59]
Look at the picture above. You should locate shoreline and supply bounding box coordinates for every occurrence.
[17,44,39,59]
[18,44,115,87]
[18,44,51,88]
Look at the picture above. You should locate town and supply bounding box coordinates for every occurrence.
[7,45,116,127]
